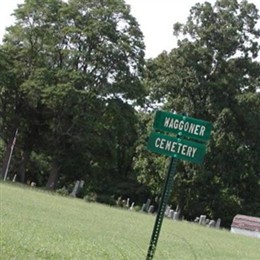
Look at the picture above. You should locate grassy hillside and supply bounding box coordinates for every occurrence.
[1,182,259,259]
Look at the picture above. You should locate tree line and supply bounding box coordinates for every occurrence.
[1,0,259,227]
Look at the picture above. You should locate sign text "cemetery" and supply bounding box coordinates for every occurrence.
[147,132,206,164]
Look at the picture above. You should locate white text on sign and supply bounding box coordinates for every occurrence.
[155,137,197,158]
[164,117,206,137]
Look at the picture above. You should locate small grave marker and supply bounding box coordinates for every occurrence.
[144,199,151,212]
[148,205,154,214]
[173,212,179,221]
[199,215,206,225]
[216,218,221,228]
[70,180,80,197]
[129,202,135,210]
[126,198,130,208]
[141,203,146,212]
[169,210,174,219]
[208,220,216,228]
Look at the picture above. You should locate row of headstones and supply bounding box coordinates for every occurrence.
[165,205,180,220]
[140,199,180,220]
[139,199,222,228]
[117,198,156,213]
[12,175,37,187]
[116,197,136,210]
[140,199,153,213]
[194,215,221,228]
[71,189,222,228]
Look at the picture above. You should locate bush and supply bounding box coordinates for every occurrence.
[96,194,116,206]
[134,205,141,212]
[84,193,116,206]
[56,186,69,196]
[84,192,97,203]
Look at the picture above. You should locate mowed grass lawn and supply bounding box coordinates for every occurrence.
[1,182,259,259]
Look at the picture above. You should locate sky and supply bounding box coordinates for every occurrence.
[1,0,260,58]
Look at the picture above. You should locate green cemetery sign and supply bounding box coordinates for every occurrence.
[146,110,212,259]
[153,110,212,142]
[147,132,206,164]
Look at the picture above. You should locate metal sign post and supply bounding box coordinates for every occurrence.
[146,157,177,260]
[145,110,212,260]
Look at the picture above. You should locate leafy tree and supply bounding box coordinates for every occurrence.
[0,47,25,181]
[0,0,145,190]
[141,0,260,226]
[133,112,167,195]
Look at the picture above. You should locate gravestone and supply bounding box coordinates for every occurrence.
[148,205,155,214]
[169,210,174,219]
[144,199,151,212]
[173,211,179,221]
[199,215,206,225]
[194,217,200,223]
[208,220,216,228]
[79,180,85,188]
[231,214,260,238]
[129,202,135,210]
[117,196,122,206]
[165,205,171,216]
[12,174,17,182]
[70,180,80,197]
[141,203,146,212]
[126,198,130,208]
[216,218,221,228]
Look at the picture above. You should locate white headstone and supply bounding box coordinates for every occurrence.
[216,218,221,228]
[12,174,17,182]
[199,215,207,225]
[208,220,216,228]
[126,198,130,208]
[165,205,171,216]
[79,180,85,188]
[148,205,154,214]
[169,209,174,219]
[173,211,179,221]
[141,203,146,212]
[129,202,135,210]
[144,199,151,212]
[70,180,80,197]
[194,217,200,223]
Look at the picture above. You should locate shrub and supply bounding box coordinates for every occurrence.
[56,186,69,196]
[84,192,97,202]
[96,194,116,206]
[83,193,116,206]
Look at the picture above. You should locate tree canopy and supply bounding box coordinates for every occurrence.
[1,0,259,227]
[0,0,145,190]
[139,0,260,226]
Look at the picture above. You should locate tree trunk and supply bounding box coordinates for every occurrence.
[17,150,31,183]
[46,161,60,190]
[1,139,13,179]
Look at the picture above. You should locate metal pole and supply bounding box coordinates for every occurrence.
[3,128,18,181]
[146,156,178,260]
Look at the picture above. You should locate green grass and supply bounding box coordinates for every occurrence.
[1,182,259,259]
